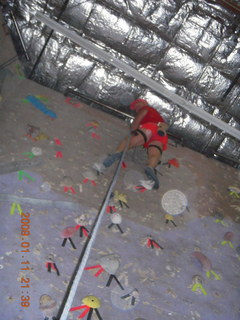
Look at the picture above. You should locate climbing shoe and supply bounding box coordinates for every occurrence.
[103,152,123,168]
[92,162,106,174]
[144,166,159,189]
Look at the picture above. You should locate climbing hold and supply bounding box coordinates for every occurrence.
[60,227,77,249]
[228,186,240,198]
[54,137,63,145]
[60,226,76,239]
[26,95,57,118]
[39,294,57,319]
[192,251,212,272]
[65,96,82,108]
[165,214,177,227]
[99,254,120,275]
[111,285,140,310]
[40,182,52,192]
[111,213,122,224]
[45,254,60,276]
[213,212,228,226]
[161,190,188,216]
[191,251,221,280]
[82,171,97,181]
[35,95,49,103]
[70,296,102,319]
[31,147,42,156]
[192,275,204,285]
[114,191,129,208]
[55,151,63,158]
[108,213,124,233]
[61,176,74,186]
[86,121,100,129]
[18,170,35,181]
[163,158,180,168]
[191,275,207,295]
[223,231,234,241]
[214,212,224,221]
[221,232,234,248]
[82,295,101,309]
[10,202,22,215]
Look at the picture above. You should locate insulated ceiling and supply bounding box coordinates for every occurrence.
[2,0,240,166]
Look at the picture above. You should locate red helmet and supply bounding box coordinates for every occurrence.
[130,99,148,110]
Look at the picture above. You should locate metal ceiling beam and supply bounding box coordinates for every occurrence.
[212,0,240,14]
[35,12,240,141]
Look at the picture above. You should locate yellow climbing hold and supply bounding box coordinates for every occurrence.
[91,121,100,127]
[114,191,127,204]
[35,132,50,141]
[10,202,23,215]
[221,240,234,248]
[206,270,221,280]
[165,214,174,221]
[82,295,101,309]
[87,120,100,128]
[214,219,228,226]
[191,283,207,295]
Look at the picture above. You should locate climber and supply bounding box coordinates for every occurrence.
[94,99,168,189]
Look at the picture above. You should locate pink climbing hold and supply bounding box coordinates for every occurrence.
[54,138,63,145]
[60,226,76,238]
[55,151,63,158]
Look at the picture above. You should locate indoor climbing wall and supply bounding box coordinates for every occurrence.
[1,11,240,320]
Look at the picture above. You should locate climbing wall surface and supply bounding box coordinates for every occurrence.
[1,11,240,320]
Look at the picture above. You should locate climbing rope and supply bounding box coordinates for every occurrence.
[57,133,131,320]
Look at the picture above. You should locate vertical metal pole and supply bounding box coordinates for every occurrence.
[221,71,240,101]
[28,0,70,79]
[10,11,30,61]
[43,0,50,13]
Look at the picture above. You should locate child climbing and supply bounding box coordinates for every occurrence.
[93,99,168,189]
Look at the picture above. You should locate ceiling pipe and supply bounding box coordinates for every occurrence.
[65,88,134,119]
[221,71,240,101]
[10,10,30,61]
[66,88,184,146]
[28,0,70,79]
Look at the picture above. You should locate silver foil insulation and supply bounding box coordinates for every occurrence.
[2,0,240,164]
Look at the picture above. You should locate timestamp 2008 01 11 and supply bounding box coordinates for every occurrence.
[20,212,31,308]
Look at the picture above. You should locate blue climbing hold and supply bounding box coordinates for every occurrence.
[26,95,57,118]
